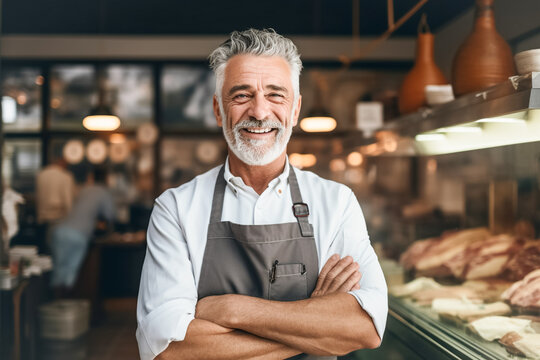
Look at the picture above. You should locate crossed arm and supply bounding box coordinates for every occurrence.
[156,255,381,359]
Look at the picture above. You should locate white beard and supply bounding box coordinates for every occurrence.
[222,113,294,166]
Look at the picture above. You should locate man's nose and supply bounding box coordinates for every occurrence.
[247,93,271,120]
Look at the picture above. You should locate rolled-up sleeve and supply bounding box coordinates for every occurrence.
[136,190,198,360]
[328,190,388,341]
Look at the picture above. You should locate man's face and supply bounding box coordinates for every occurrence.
[213,54,301,166]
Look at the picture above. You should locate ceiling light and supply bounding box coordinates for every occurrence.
[475,118,526,124]
[300,116,337,132]
[347,152,364,166]
[301,72,336,132]
[83,114,120,131]
[437,126,482,133]
[83,66,121,131]
[329,159,346,172]
[415,133,446,142]
[415,111,540,155]
[109,133,127,144]
[289,153,317,168]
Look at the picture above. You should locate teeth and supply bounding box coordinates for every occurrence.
[245,128,272,134]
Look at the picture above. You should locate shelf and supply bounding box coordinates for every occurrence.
[382,72,540,137]
[373,72,540,155]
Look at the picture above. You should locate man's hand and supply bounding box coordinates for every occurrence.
[196,253,363,324]
[192,255,379,355]
[311,255,361,298]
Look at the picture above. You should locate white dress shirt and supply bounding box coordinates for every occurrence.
[136,158,388,360]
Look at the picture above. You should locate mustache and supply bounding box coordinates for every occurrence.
[233,119,284,131]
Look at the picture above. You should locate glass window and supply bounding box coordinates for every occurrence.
[49,65,95,131]
[50,64,154,131]
[160,137,226,191]
[161,65,217,129]
[106,65,154,130]
[1,67,42,132]
[48,135,155,218]
[3,139,41,194]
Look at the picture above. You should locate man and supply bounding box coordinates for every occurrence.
[36,158,75,253]
[136,29,387,360]
[51,166,115,292]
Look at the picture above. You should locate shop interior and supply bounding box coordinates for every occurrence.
[1,0,539,359]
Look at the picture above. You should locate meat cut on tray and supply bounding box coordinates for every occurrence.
[502,269,540,310]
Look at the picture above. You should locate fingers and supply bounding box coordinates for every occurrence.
[319,255,353,294]
[328,261,360,292]
[311,254,362,298]
[313,254,340,294]
[338,270,362,292]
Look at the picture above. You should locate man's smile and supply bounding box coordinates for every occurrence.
[241,127,278,138]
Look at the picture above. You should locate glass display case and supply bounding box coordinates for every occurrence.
[358,73,540,360]
[387,295,522,360]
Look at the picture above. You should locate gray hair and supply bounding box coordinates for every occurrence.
[209,28,303,103]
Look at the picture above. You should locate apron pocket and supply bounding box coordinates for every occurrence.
[269,263,308,301]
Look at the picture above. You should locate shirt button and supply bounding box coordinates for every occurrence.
[278,189,282,194]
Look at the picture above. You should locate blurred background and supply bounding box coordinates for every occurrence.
[1,0,540,359]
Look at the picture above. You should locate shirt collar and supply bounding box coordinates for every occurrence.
[223,156,290,197]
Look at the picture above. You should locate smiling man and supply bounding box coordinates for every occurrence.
[136,29,387,360]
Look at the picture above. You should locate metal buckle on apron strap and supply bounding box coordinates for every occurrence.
[292,202,309,217]
[292,202,313,237]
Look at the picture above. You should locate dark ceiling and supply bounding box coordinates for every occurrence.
[2,0,473,36]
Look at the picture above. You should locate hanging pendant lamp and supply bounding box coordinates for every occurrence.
[300,109,337,132]
[300,72,336,132]
[83,66,120,131]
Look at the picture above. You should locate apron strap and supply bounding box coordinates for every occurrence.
[288,165,314,237]
[209,166,226,223]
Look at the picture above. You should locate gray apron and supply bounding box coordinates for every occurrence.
[198,165,336,360]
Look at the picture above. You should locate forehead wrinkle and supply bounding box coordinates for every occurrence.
[227,84,252,96]
[266,85,288,94]
[223,55,293,96]
[227,84,289,98]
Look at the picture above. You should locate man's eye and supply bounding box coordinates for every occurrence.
[233,94,249,100]
[269,93,284,98]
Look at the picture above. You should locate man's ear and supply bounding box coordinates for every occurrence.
[292,95,302,127]
[213,95,223,127]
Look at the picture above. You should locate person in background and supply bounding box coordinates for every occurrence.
[50,166,115,294]
[36,158,75,253]
[137,29,387,360]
